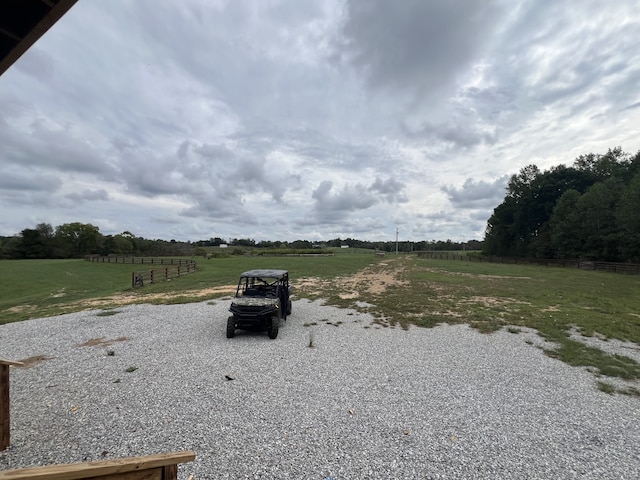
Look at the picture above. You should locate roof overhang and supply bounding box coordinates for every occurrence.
[0,0,79,77]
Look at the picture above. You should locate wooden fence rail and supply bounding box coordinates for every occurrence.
[415,251,640,275]
[0,451,196,480]
[85,256,195,266]
[132,263,197,288]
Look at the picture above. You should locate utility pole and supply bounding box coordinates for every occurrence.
[395,227,399,254]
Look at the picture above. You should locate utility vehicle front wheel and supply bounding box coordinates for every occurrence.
[226,316,236,338]
[268,317,279,339]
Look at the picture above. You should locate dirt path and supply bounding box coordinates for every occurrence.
[295,258,408,300]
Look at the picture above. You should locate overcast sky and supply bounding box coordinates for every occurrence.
[1,0,639,243]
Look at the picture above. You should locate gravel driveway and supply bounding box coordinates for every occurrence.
[1,298,639,479]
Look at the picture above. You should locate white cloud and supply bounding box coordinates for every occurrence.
[0,0,639,242]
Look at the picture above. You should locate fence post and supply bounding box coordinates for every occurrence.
[1,359,24,451]
[150,270,154,284]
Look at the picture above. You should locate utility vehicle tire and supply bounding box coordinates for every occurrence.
[286,300,292,316]
[226,316,236,338]
[268,317,279,339]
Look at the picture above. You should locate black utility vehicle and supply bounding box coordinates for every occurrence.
[227,269,292,339]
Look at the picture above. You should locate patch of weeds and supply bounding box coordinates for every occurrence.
[125,366,138,373]
[96,310,120,317]
[113,378,121,383]
[544,338,640,380]
[308,332,315,348]
[525,339,534,345]
[619,386,640,397]
[303,322,318,327]
[414,315,442,329]
[469,316,505,334]
[106,350,115,356]
[506,326,521,334]
[597,381,616,394]
[162,296,198,305]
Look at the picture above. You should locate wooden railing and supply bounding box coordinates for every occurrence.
[131,263,197,288]
[0,451,196,480]
[1,358,23,451]
[85,256,195,265]
[415,251,640,275]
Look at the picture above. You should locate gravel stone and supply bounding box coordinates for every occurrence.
[1,298,639,479]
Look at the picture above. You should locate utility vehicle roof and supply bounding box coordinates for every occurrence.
[240,269,288,279]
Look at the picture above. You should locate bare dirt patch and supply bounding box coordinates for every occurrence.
[6,305,37,314]
[66,285,237,310]
[296,260,408,300]
[464,296,532,307]
[419,267,531,281]
[16,355,55,368]
[541,305,561,312]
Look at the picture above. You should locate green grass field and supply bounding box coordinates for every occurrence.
[0,254,380,323]
[1,253,639,393]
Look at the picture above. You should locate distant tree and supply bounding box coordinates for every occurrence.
[573,147,630,181]
[617,172,640,261]
[0,236,20,259]
[230,238,256,247]
[485,160,600,257]
[574,179,623,261]
[18,228,47,258]
[549,190,582,259]
[326,238,343,248]
[256,240,276,249]
[55,223,102,258]
[102,234,135,255]
[484,197,518,256]
[290,239,312,249]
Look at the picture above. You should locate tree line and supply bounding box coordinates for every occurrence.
[0,224,194,259]
[483,147,640,262]
[0,223,481,260]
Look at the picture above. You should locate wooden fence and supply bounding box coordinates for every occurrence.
[0,451,195,480]
[85,256,195,265]
[132,262,197,288]
[415,251,640,275]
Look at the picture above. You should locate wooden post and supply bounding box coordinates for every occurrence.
[1,359,24,451]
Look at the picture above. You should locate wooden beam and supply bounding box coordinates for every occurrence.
[0,359,24,367]
[0,0,79,77]
[0,360,23,451]
[0,451,196,480]
[0,364,10,451]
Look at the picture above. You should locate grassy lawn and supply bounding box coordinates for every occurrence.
[0,253,381,323]
[2,253,639,394]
